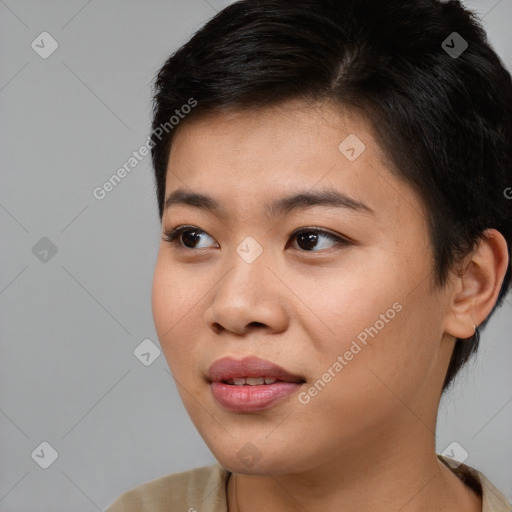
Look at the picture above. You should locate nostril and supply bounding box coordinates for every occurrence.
[248,322,266,328]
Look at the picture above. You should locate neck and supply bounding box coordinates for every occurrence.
[227,427,481,512]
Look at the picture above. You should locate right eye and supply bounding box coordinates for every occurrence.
[162,225,219,250]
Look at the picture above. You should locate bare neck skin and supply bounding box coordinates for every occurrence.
[226,429,482,512]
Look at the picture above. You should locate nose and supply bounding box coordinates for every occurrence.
[203,248,289,336]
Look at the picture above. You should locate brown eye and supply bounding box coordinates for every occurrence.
[289,228,351,252]
[163,226,218,249]
[163,226,350,252]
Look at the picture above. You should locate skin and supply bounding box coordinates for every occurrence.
[151,98,509,512]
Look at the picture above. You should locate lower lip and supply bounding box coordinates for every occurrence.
[210,381,304,412]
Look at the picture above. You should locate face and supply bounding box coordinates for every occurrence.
[151,99,455,475]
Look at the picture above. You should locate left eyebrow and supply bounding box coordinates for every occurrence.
[163,187,376,218]
[266,188,376,217]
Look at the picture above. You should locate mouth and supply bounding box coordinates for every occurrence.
[207,356,307,385]
[221,376,305,386]
[206,356,307,412]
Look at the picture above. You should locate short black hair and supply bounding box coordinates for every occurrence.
[150,0,512,393]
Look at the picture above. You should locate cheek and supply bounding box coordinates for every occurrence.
[152,252,204,330]
[295,303,438,443]
[151,255,201,365]
[151,259,179,339]
[286,258,400,352]
[291,252,439,394]
[330,289,441,413]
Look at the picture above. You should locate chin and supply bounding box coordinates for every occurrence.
[211,444,307,476]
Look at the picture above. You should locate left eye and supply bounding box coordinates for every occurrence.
[288,228,350,252]
[162,226,350,252]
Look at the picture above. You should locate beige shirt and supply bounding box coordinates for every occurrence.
[105,455,512,512]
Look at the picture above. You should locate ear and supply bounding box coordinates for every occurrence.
[443,229,510,340]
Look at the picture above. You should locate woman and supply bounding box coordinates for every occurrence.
[106,0,512,510]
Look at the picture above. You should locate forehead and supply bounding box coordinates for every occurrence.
[168,99,378,172]
[164,99,426,227]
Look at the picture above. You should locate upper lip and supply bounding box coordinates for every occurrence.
[207,356,306,383]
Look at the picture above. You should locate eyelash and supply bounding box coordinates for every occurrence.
[162,225,351,252]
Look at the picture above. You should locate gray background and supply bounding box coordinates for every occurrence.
[0,0,511,510]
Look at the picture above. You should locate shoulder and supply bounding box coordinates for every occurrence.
[104,462,230,512]
[438,454,512,512]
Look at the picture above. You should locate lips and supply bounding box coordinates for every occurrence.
[207,356,306,384]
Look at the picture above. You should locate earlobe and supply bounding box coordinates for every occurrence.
[443,229,510,340]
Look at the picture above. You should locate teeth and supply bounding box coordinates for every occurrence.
[226,377,279,385]
[246,377,265,385]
